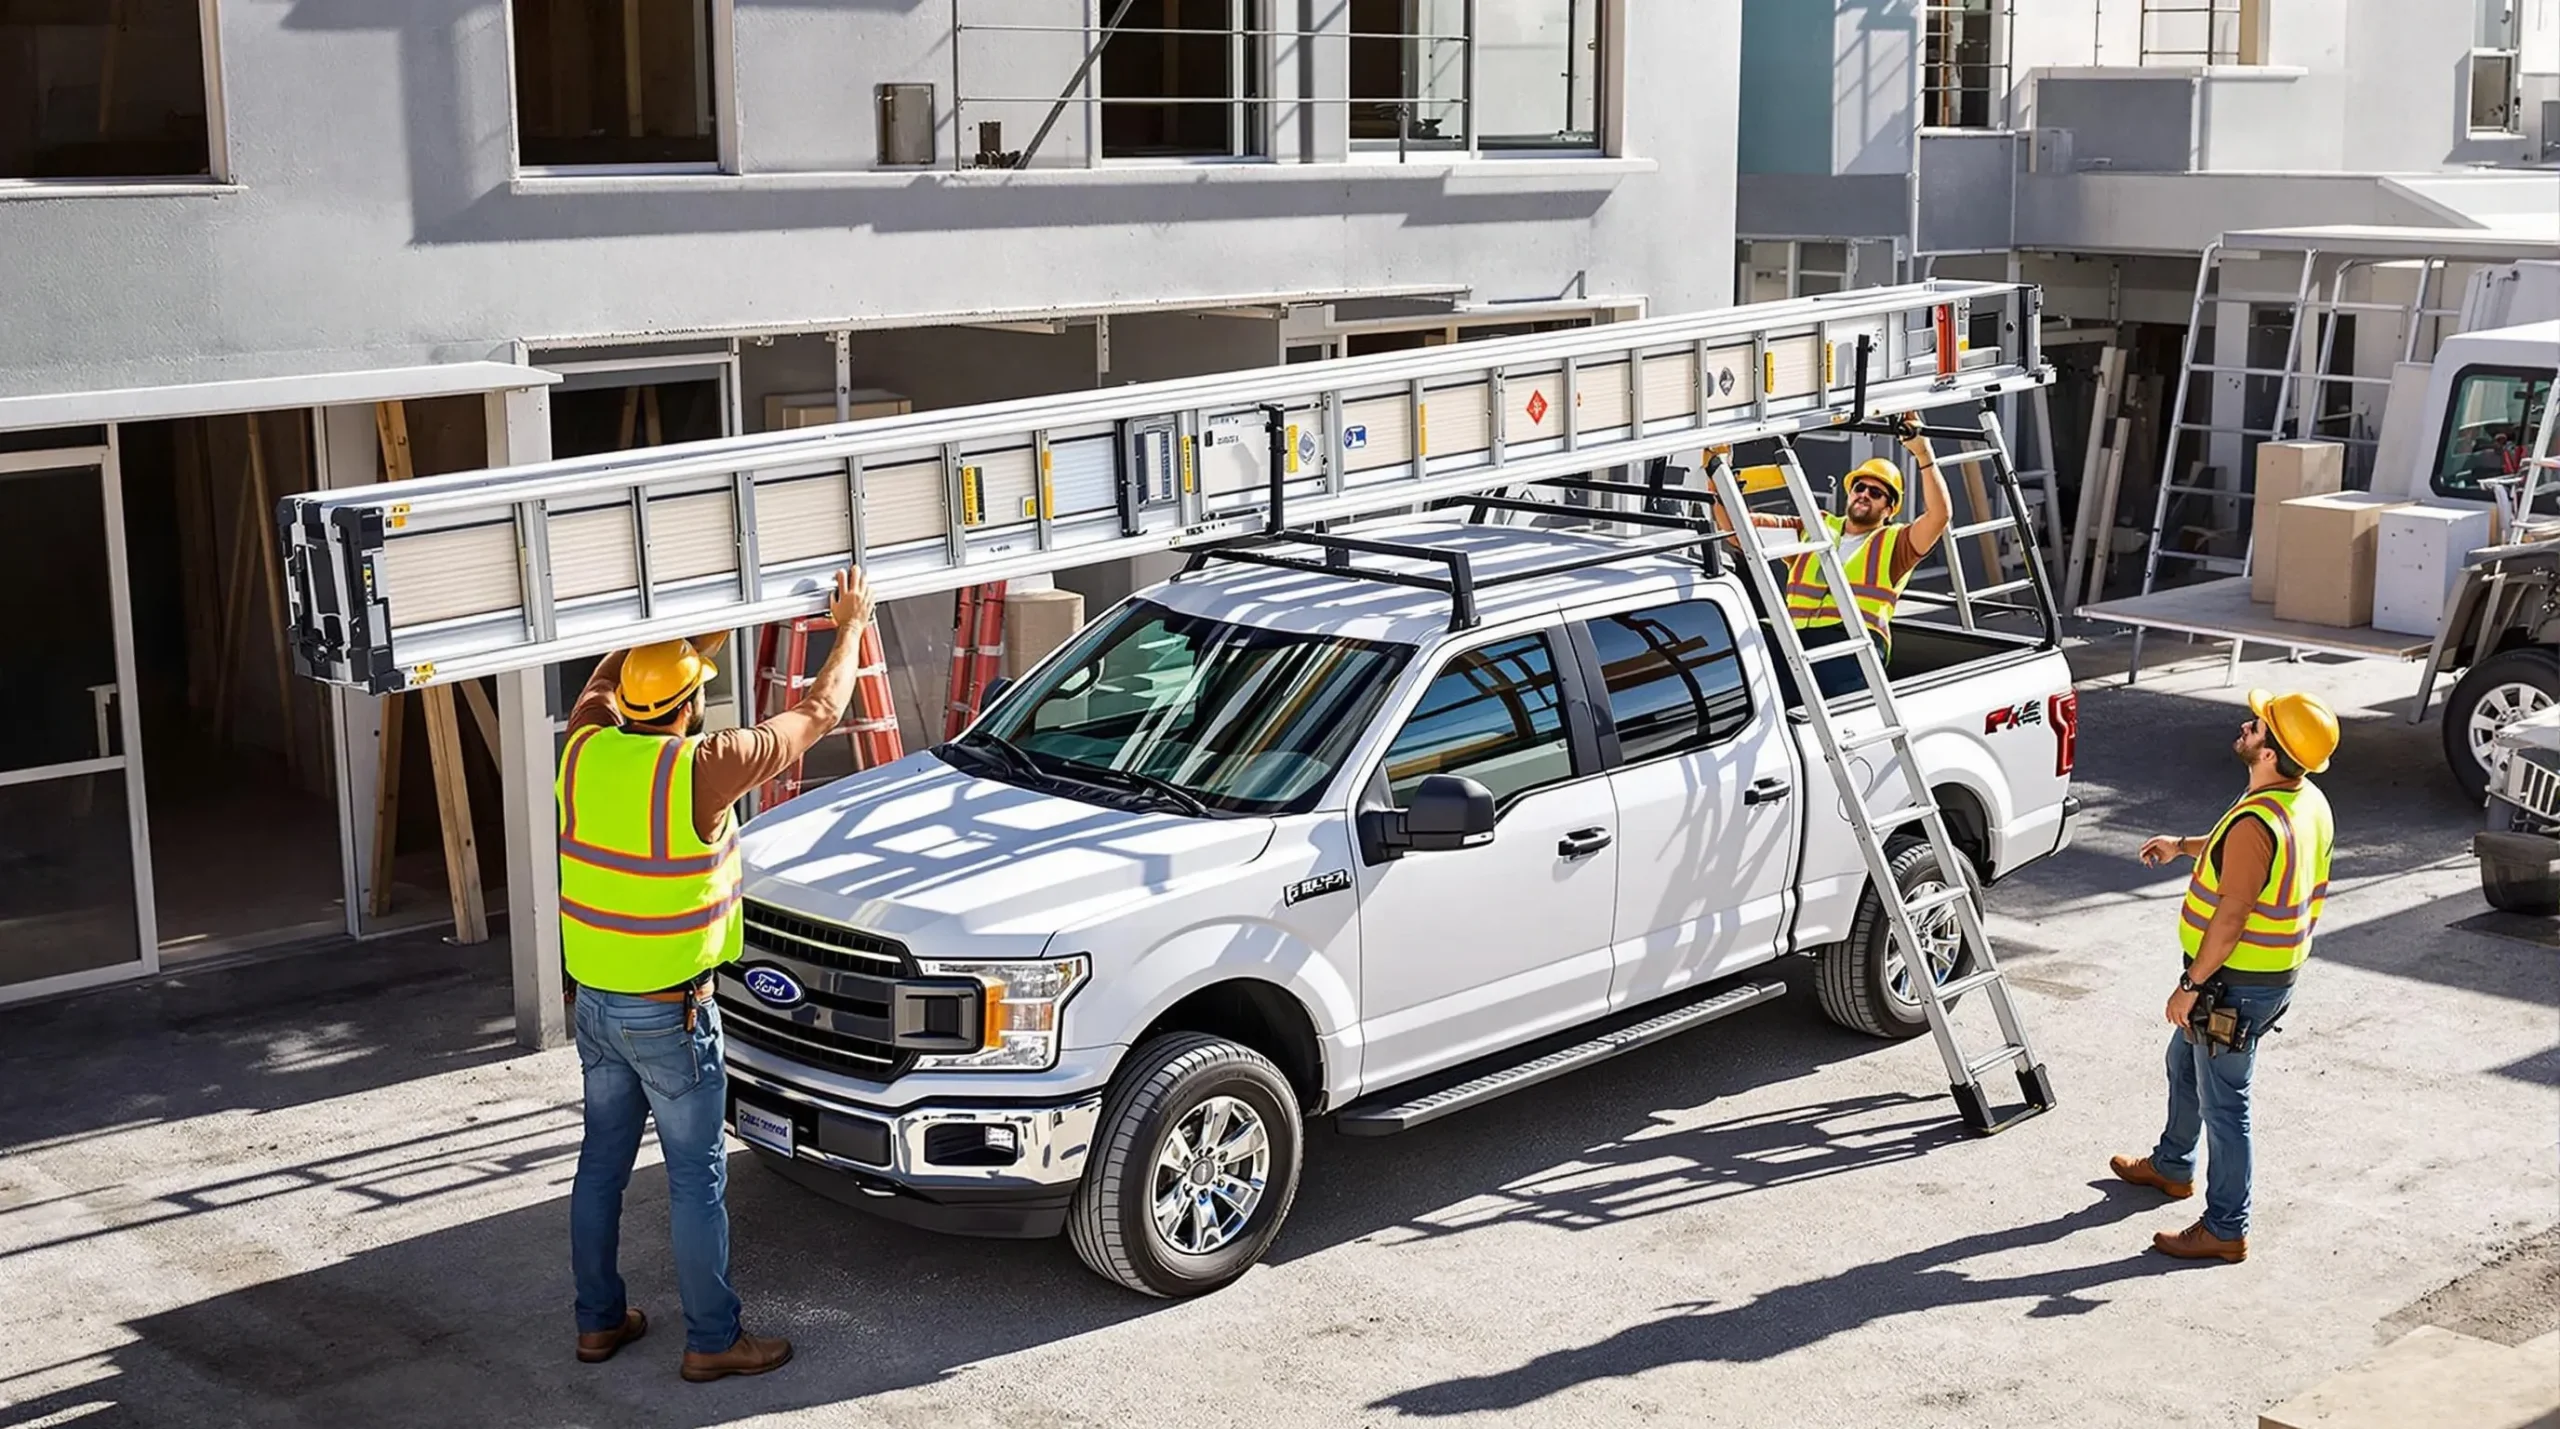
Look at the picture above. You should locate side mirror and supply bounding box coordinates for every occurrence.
[980,675,1014,711]
[1360,774,1497,861]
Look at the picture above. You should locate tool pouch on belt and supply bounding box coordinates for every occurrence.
[2184,983,2251,1055]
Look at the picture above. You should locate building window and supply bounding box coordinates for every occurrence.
[512,0,723,169]
[1923,0,2008,130]
[1584,600,1752,765]
[2137,0,2264,66]
[1,0,214,181]
[1382,634,1575,808]
[1101,0,1262,159]
[1348,0,1466,148]
[1475,0,1601,149]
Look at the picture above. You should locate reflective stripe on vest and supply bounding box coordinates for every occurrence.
[554,726,743,994]
[1784,513,1908,650]
[2177,781,2335,974]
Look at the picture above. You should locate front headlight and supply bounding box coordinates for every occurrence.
[912,955,1090,1071]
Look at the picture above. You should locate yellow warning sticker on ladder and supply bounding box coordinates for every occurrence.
[389,502,410,530]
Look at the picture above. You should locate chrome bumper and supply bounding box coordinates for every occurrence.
[726,1059,1103,1193]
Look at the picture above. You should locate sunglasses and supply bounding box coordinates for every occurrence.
[1850,480,1895,502]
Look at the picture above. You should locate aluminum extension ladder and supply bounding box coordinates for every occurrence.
[273,279,2052,694]
[1702,411,2058,1134]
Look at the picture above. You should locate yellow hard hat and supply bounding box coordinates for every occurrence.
[1846,457,1904,508]
[613,640,716,723]
[2247,688,2339,774]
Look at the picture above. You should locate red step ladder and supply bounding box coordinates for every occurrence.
[944,582,1008,741]
[752,614,902,810]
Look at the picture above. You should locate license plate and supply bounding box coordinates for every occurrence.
[733,1100,795,1158]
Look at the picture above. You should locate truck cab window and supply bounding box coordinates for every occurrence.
[1381,634,1574,807]
[2432,367,2554,505]
[1586,599,1752,763]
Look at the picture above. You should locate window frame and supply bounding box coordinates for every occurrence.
[1919,0,2013,134]
[0,0,231,191]
[1566,593,1759,774]
[1344,0,1614,159]
[1356,623,1603,819]
[502,0,739,178]
[2428,362,2555,505]
[1092,0,1272,165]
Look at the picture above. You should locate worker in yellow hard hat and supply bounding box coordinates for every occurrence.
[558,565,873,1382]
[1728,413,1953,700]
[2112,687,2340,1265]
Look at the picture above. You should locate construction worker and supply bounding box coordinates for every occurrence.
[1734,414,1952,699]
[2111,688,2340,1264]
[561,565,874,1381]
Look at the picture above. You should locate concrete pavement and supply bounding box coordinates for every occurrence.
[1,635,2552,1428]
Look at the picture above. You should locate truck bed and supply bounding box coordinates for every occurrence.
[2081,578,2435,661]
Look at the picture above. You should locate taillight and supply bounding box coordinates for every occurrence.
[2049,691,2079,777]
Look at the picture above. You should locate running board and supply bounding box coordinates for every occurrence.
[1332,980,1787,1137]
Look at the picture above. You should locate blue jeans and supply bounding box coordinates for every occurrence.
[571,988,742,1354]
[2150,982,2293,1240]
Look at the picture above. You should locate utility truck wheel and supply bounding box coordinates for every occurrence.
[1068,1033,1302,1298]
[1818,836,1976,1040]
[2444,648,2558,806]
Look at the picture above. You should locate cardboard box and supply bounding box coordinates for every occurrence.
[2374,503,2496,637]
[2251,440,2347,603]
[2275,492,2409,628]
[1003,588,1087,678]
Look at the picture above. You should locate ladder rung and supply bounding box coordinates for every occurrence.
[1840,723,1908,753]
[1932,447,2003,467]
[1761,539,1831,561]
[1964,1043,2032,1080]
[1865,803,1932,832]
[2176,422,2283,437]
[2203,291,2312,306]
[1949,516,2015,539]
[1900,883,1974,919]
[1935,968,2005,1001]
[2186,364,2297,379]
[2160,481,2232,497]
[1970,577,2034,597]
[1804,637,1872,664]
[2305,372,2399,387]
[2154,550,2245,568]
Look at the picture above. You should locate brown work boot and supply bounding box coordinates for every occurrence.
[576,1308,647,1363]
[681,1331,793,1383]
[2109,1154,2194,1200]
[2152,1220,2248,1263]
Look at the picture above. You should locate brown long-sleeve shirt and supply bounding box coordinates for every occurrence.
[566,650,846,844]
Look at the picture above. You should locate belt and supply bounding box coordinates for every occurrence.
[634,972,716,1003]
[2183,958,2300,988]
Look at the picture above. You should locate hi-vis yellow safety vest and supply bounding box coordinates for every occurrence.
[555,727,743,994]
[2178,781,2334,979]
[1785,513,1910,652]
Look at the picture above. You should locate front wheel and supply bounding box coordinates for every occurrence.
[2443,647,2559,806]
[1816,836,1978,1040]
[1068,1033,1303,1298]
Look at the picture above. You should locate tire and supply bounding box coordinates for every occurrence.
[2481,853,2560,916]
[1067,1033,1303,1298]
[2443,647,2560,806]
[1817,836,1978,1040]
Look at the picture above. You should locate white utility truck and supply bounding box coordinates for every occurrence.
[2089,251,2559,806]
[275,280,2077,1298]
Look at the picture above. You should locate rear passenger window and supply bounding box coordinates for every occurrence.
[1382,634,1574,808]
[1587,600,1752,762]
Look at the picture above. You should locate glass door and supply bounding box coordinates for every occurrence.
[0,444,154,1001]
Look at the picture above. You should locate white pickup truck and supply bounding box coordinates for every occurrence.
[718,515,2081,1296]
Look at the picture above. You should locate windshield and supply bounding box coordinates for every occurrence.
[956,599,1411,817]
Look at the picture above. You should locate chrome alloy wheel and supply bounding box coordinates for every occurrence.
[1883,877,1965,1011]
[2467,679,2554,789]
[1150,1095,1270,1256]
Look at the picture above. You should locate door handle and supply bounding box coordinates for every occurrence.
[1557,827,1614,859]
[1744,776,1793,807]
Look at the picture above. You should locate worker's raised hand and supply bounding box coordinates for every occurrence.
[1896,412,1933,458]
[829,566,875,631]
[2139,835,2184,868]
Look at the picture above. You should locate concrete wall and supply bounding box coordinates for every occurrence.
[0,1,1741,403]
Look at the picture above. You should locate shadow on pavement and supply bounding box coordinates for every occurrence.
[1364,1183,2207,1420]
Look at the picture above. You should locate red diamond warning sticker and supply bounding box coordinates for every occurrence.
[1526,390,1549,425]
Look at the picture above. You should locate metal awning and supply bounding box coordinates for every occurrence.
[2218,224,2560,264]
[0,360,560,434]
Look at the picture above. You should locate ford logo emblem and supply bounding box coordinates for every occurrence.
[742,966,805,1009]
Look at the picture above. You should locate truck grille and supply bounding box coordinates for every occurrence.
[720,900,919,1083]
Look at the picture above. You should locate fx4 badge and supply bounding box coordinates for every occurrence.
[1985,699,2046,735]
[1285,870,1352,906]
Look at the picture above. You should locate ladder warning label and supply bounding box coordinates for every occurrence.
[1343,425,1367,450]
[1526,391,1549,425]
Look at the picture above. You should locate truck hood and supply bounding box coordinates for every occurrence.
[736,753,1277,961]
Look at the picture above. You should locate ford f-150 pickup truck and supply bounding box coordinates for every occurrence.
[717,514,2081,1296]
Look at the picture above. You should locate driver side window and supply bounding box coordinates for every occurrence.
[1381,633,1575,808]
